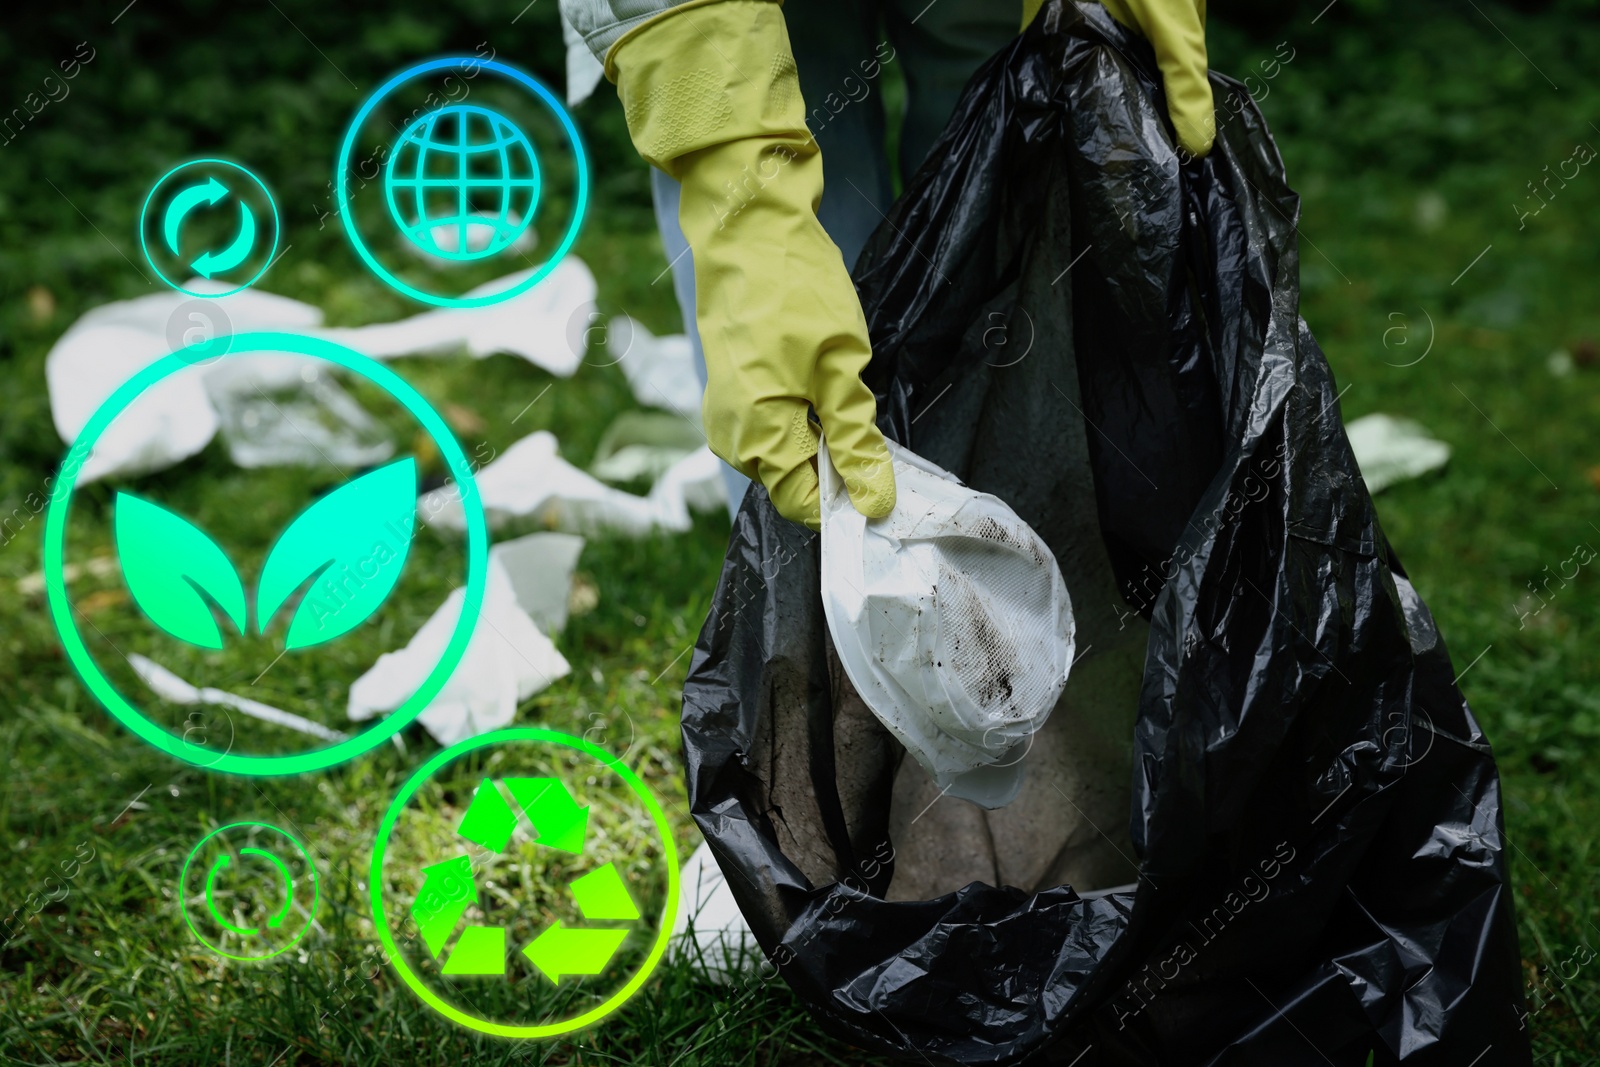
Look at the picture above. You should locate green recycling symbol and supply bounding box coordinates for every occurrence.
[409,776,641,982]
[372,728,678,1038]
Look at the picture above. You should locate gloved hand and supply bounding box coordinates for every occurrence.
[609,0,895,530]
[1024,0,1214,158]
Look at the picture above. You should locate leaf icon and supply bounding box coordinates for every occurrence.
[256,458,417,650]
[115,494,248,650]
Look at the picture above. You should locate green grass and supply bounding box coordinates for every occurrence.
[3,1,1600,1063]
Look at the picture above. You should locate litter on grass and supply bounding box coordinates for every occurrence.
[129,653,347,742]
[607,316,703,422]
[124,531,581,749]
[348,537,575,746]
[670,840,759,977]
[204,357,394,470]
[589,410,706,484]
[485,531,587,635]
[419,429,725,537]
[1344,412,1451,493]
[45,259,596,484]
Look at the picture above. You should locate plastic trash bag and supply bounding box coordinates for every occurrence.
[818,440,1075,809]
[679,3,1529,1063]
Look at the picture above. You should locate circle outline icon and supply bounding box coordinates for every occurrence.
[336,58,590,308]
[179,821,319,961]
[369,728,681,1038]
[138,159,281,299]
[42,332,490,776]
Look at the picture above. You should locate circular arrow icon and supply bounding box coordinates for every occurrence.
[204,849,293,936]
[139,159,280,298]
[179,821,318,961]
[162,176,258,279]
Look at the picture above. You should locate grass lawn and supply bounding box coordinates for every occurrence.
[2,1,1599,1062]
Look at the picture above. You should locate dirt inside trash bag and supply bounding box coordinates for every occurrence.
[679,3,1529,1063]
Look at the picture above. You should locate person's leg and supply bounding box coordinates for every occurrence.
[784,0,894,270]
[884,0,1018,180]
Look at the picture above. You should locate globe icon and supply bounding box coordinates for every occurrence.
[384,104,541,262]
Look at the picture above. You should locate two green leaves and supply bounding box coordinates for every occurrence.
[114,458,417,651]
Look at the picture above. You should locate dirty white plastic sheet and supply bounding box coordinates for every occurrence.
[347,535,578,746]
[46,260,597,484]
[419,430,725,537]
[818,441,1076,809]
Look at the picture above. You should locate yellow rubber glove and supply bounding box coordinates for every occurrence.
[1024,0,1214,158]
[609,0,895,530]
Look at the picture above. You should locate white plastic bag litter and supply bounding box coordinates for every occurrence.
[348,548,571,746]
[419,430,725,537]
[1344,412,1451,493]
[46,260,596,484]
[818,441,1075,809]
[606,316,703,422]
[670,840,758,978]
[318,259,596,375]
[203,358,395,470]
[46,284,322,483]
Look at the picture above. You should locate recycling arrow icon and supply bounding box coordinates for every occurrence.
[161,175,258,279]
[408,777,641,982]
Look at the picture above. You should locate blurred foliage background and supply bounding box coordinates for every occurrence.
[2,0,1598,1063]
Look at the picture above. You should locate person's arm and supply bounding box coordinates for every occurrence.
[584,0,897,529]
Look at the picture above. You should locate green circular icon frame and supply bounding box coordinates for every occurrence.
[179,821,319,961]
[335,57,589,308]
[42,332,489,776]
[138,158,282,298]
[369,728,681,1038]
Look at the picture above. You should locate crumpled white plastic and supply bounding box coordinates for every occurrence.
[607,316,703,423]
[419,430,725,537]
[128,653,348,742]
[347,540,575,746]
[203,357,395,470]
[670,840,759,978]
[818,441,1076,810]
[46,260,597,484]
[589,410,707,484]
[1345,412,1451,493]
[46,284,318,483]
[317,260,594,375]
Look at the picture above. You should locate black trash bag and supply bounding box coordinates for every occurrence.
[679,3,1530,1063]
